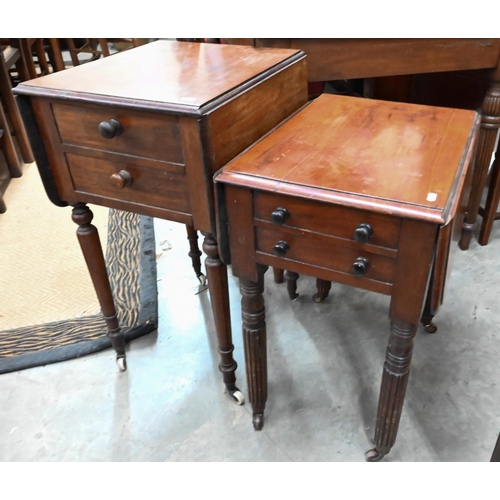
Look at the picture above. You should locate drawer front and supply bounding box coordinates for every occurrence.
[256,226,396,284]
[66,153,190,213]
[254,191,401,249]
[52,102,184,164]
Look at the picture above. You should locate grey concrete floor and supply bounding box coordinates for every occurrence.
[1,215,499,462]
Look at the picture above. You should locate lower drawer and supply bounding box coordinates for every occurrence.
[66,153,191,214]
[256,226,396,284]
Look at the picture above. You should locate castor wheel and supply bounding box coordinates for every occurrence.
[252,413,264,430]
[197,273,207,286]
[312,293,325,303]
[288,291,299,301]
[116,356,127,371]
[227,388,245,405]
[424,322,438,334]
[365,448,384,462]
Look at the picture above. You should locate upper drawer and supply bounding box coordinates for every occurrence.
[52,102,184,164]
[254,191,401,249]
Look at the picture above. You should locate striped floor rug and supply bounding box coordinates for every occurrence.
[0,162,157,374]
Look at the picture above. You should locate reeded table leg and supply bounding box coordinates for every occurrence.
[240,264,268,430]
[313,278,332,303]
[460,79,500,250]
[71,203,126,371]
[272,267,284,284]
[186,224,206,285]
[284,270,299,300]
[366,319,417,462]
[202,232,244,405]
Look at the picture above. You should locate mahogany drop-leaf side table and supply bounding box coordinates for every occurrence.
[14,40,308,404]
[215,93,480,459]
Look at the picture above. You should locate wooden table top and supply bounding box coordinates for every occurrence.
[216,94,480,224]
[14,40,304,116]
[238,39,500,81]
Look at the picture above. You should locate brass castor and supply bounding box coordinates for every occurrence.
[424,322,438,334]
[312,293,326,303]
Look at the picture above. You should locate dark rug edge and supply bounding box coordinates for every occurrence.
[0,214,158,375]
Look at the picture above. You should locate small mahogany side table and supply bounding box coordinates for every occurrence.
[215,94,479,460]
[14,40,307,403]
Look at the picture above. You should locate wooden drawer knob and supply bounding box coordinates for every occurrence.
[353,223,373,243]
[110,170,133,189]
[271,207,290,225]
[273,240,290,257]
[352,257,369,277]
[98,119,123,139]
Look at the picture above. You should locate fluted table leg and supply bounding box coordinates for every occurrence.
[460,79,500,249]
[366,320,417,461]
[272,267,284,284]
[240,264,268,430]
[313,278,332,303]
[365,219,437,461]
[284,270,299,300]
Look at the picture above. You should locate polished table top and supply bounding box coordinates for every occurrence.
[15,40,302,114]
[216,94,479,224]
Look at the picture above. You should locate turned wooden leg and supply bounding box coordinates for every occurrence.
[284,270,299,300]
[201,232,243,405]
[366,320,417,462]
[272,267,284,284]
[460,79,500,250]
[479,149,500,245]
[185,224,205,285]
[240,264,268,430]
[71,203,126,370]
[313,278,332,303]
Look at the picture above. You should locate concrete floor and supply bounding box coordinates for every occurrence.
[1,214,499,462]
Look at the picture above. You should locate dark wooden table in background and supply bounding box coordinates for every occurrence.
[14,40,308,401]
[216,93,480,460]
[226,38,500,248]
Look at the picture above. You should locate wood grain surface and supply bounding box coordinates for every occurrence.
[15,40,304,114]
[217,94,479,224]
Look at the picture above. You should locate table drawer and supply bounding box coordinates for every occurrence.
[256,226,396,284]
[52,102,184,164]
[254,191,401,249]
[66,153,190,213]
